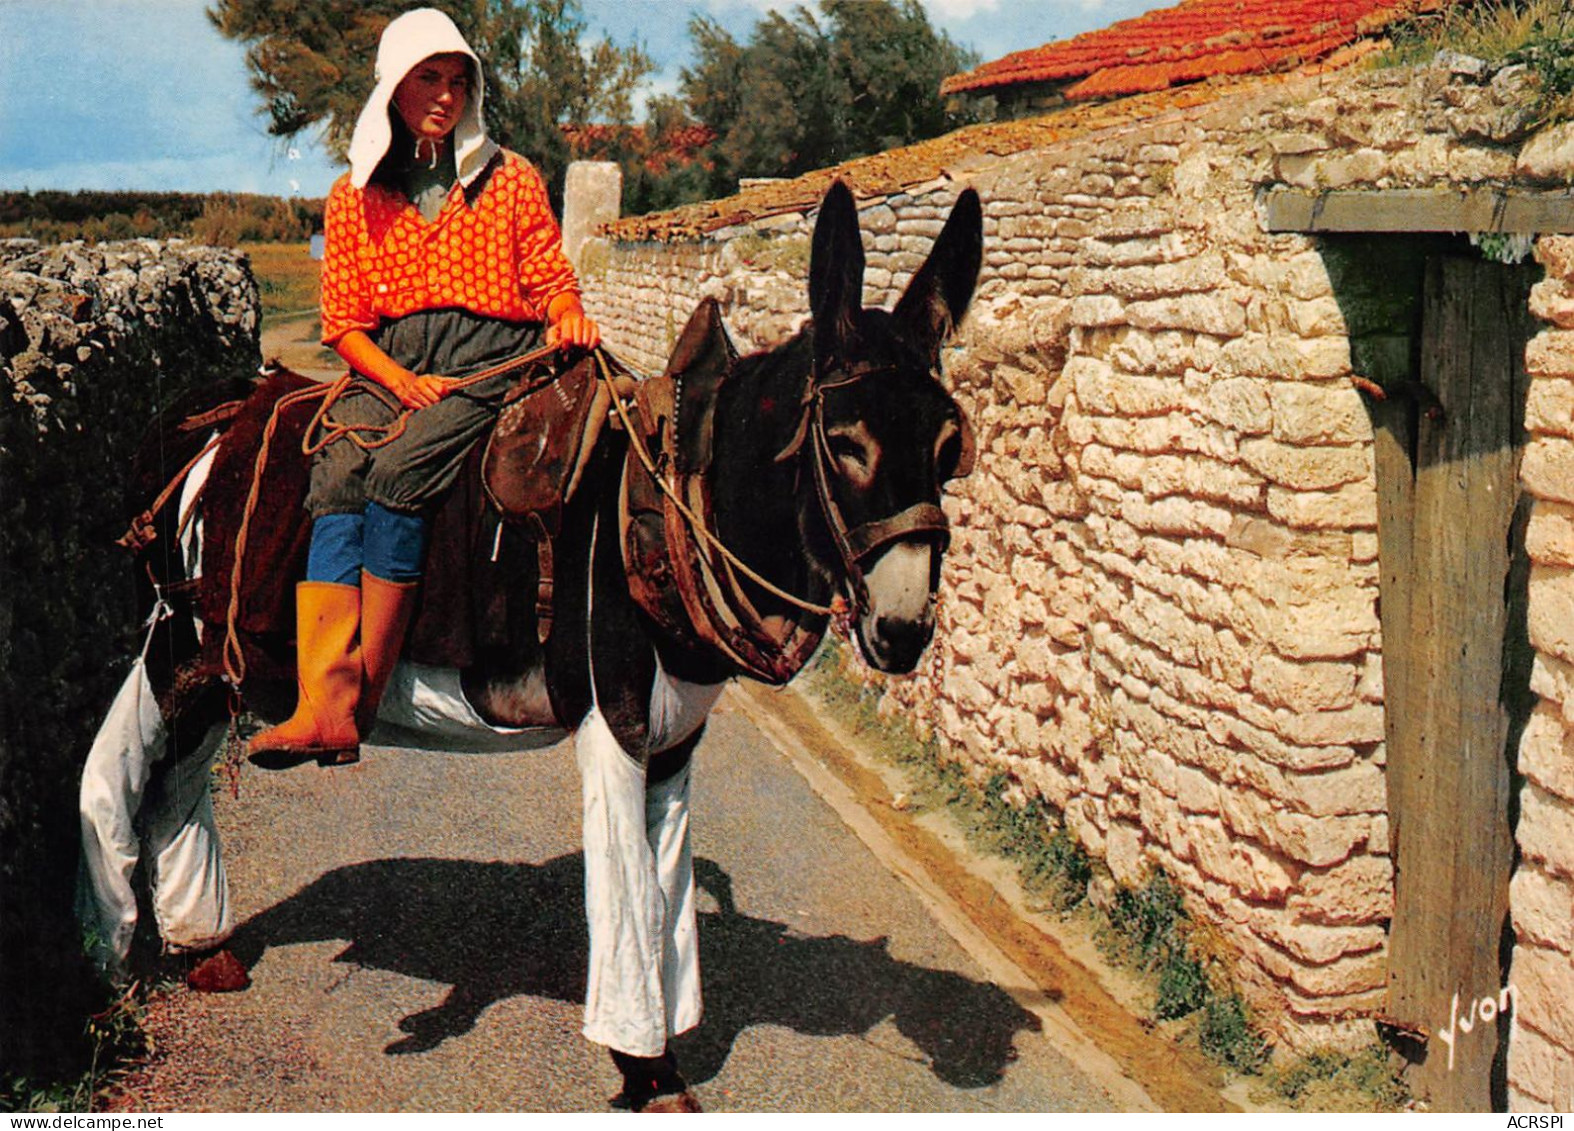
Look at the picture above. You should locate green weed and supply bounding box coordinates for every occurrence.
[803,643,1274,1075]
[0,977,155,1113]
[1261,1044,1409,1111]
[1379,0,1574,124]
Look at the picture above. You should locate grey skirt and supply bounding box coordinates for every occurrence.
[305,308,546,517]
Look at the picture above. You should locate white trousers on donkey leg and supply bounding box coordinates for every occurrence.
[77,658,231,977]
[576,706,701,1057]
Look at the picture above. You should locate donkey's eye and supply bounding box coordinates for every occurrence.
[826,429,877,488]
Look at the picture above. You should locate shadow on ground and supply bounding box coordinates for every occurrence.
[232,854,1040,1088]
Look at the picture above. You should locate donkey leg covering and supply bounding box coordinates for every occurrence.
[143,723,231,955]
[78,660,229,975]
[577,707,701,1057]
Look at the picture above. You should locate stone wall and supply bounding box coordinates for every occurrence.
[1510,234,1574,1113]
[0,238,259,1070]
[580,57,1573,1099]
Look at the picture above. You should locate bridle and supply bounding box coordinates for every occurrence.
[602,351,957,628]
[779,364,953,623]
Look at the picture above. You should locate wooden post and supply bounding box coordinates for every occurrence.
[1383,255,1535,1111]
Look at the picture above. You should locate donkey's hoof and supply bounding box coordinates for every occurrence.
[641,1091,702,1113]
[184,948,251,993]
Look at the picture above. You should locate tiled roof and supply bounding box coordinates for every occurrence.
[940,0,1422,100]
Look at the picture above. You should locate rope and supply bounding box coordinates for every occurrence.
[220,341,566,687]
[593,349,841,619]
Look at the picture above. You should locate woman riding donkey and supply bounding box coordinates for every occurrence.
[250,6,601,767]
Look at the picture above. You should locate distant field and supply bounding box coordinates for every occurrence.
[242,241,321,324]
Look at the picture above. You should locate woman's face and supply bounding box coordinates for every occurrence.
[392,53,471,142]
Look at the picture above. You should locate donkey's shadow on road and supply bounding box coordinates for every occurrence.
[231,855,1042,1089]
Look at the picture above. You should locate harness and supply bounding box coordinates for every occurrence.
[611,346,953,685]
[123,329,958,691]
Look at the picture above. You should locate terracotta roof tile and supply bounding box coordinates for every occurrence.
[941,0,1421,99]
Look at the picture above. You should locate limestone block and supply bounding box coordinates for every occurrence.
[1279,760,1387,817]
[1388,133,1452,183]
[1141,787,1197,860]
[1517,122,1574,185]
[1511,864,1574,953]
[1529,279,1574,331]
[1268,381,1369,444]
[1105,820,1147,886]
[1537,236,1574,282]
[1292,853,1394,924]
[1250,935,1388,998]
[1512,943,1574,1051]
[1507,1017,1574,1111]
[1267,482,1377,531]
[1357,652,1385,703]
[1442,144,1518,182]
[1282,251,1336,301]
[1528,564,1574,665]
[1256,804,1370,868]
[1523,437,1574,505]
[1105,372,1192,417]
[1173,761,1220,815]
[1249,585,1379,662]
[1528,331,1574,379]
[1249,653,1359,713]
[1069,295,1126,326]
[1520,703,1574,802]
[1189,816,1297,901]
[1239,438,1371,490]
[1527,378,1574,439]
[1521,782,1574,876]
[1250,916,1387,966]
[1125,294,1249,338]
[1284,297,1348,338]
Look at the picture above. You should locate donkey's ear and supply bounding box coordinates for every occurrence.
[892,187,982,364]
[809,180,864,360]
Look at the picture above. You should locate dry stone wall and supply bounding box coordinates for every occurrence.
[582,58,1573,1097]
[1512,233,1574,1114]
[0,238,259,1065]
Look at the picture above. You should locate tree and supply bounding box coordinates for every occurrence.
[207,0,653,199]
[679,0,978,190]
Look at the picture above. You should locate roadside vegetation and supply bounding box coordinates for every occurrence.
[241,241,322,322]
[1378,0,1574,125]
[801,642,1408,1111]
[0,190,323,247]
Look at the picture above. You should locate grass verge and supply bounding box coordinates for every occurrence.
[1,977,162,1113]
[800,642,1406,1110]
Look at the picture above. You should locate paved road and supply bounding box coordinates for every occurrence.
[115,691,1125,1113]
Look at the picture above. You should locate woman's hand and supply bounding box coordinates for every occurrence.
[336,330,451,409]
[546,300,601,351]
[389,371,452,410]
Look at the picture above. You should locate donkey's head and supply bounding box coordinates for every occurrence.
[793,179,982,673]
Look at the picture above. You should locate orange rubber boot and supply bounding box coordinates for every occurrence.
[358,573,419,736]
[248,581,362,768]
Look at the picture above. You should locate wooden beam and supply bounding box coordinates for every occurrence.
[1263,188,1574,234]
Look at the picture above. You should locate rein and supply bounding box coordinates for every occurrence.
[221,342,564,686]
[597,350,951,631]
[595,349,844,620]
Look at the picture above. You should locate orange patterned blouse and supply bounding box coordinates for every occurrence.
[318,151,581,346]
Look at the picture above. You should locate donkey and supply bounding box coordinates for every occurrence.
[78,179,983,1111]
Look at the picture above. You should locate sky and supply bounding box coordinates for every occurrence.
[0,0,1161,198]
